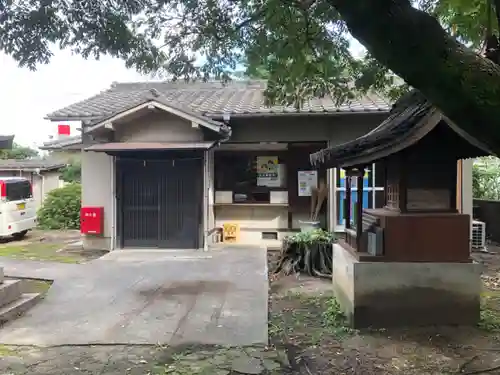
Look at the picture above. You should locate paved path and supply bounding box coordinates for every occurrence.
[0,247,268,346]
[0,258,81,280]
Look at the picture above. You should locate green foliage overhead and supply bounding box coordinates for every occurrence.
[430,0,495,47]
[0,143,38,160]
[287,229,336,245]
[60,161,81,183]
[0,0,497,105]
[38,183,81,230]
[473,157,500,200]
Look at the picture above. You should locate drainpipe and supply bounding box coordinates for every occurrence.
[34,168,43,206]
[203,152,210,252]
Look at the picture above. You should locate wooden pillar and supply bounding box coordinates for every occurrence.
[399,154,408,213]
[356,172,364,250]
[345,173,352,230]
[456,160,462,212]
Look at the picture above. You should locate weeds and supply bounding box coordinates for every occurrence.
[321,297,356,337]
[479,307,500,332]
[0,344,19,357]
[269,291,354,347]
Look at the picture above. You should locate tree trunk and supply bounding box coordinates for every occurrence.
[329,0,500,155]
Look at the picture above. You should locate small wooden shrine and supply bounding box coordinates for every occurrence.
[311,90,492,263]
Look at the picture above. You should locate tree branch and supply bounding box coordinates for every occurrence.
[328,0,500,154]
[493,0,500,33]
[234,7,268,32]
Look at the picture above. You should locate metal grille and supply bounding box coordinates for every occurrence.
[472,220,486,250]
[116,156,202,249]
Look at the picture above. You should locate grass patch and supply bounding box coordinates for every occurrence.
[0,344,19,357]
[479,293,500,332]
[4,277,53,296]
[21,279,52,294]
[0,243,81,263]
[269,291,354,347]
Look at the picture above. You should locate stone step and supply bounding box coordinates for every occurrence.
[0,279,22,308]
[0,293,42,325]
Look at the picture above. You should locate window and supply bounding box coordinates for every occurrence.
[214,152,286,203]
[5,180,32,201]
[386,183,399,209]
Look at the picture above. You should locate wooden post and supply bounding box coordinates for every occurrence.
[456,160,462,212]
[356,172,364,250]
[398,152,408,213]
[345,173,352,230]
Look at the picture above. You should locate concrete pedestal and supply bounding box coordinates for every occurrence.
[332,244,481,328]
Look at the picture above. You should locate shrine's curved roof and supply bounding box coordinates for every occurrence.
[310,90,492,169]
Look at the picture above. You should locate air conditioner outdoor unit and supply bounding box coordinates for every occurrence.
[472,220,486,250]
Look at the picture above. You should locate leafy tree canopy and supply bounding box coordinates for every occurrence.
[0,142,38,160]
[0,0,484,99]
[2,0,500,150]
[60,160,81,183]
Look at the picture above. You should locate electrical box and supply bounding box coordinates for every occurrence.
[80,207,104,235]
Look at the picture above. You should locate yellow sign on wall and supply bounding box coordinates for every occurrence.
[222,222,240,243]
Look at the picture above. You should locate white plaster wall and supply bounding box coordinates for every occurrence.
[206,149,215,243]
[42,172,62,200]
[30,171,62,210]
[115,111,203,142]
[81,151,113,249]
[230,114,385,143]
[29,174,43,209]
[215,206,288,229]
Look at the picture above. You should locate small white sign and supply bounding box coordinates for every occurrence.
[298,170,318,196]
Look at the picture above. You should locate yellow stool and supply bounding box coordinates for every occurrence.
[222,223,240,243]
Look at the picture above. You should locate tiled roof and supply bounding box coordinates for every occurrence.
[310,89,493,169]
[46,80,391,121]
[0,159,66,171]
[41,135,81,148]
[310,90,435,168]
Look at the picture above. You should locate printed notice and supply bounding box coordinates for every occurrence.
[298,170,318,196]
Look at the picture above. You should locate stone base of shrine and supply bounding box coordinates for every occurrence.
[332,244,481,328]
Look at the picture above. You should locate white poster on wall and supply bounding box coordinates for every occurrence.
[298,170,318,196]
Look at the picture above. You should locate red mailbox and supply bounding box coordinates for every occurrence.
[80,207,104,235]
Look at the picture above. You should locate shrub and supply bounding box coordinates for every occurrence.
[60,161,81,183]
[38,183,81,230]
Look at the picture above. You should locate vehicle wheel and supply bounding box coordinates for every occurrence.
[12,230,28,240]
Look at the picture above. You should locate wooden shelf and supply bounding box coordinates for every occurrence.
[214,203,288,207]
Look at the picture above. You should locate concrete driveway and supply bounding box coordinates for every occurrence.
[0,247,268,346]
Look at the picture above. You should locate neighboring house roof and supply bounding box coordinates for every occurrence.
[0,159,66,172]
[40,135,82,150]
[45,80,391,121]
[310,90,492,169]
